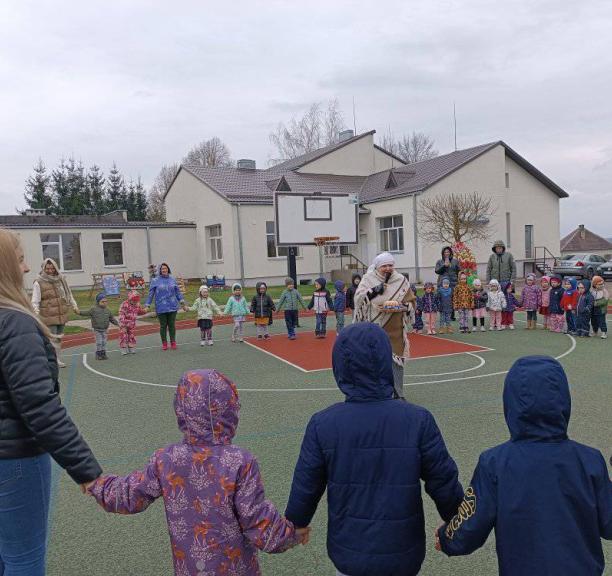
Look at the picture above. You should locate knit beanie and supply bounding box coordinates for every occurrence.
[95,292,106,303]
[285,277,294,286]
[232,283,242,291]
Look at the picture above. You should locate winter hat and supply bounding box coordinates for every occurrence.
[232,282,242,291]
[424,281,434,290]
[199,285,209,296]
[526,273,536,282]
[334,280,345,291]
[540,275,550,285]
[284,277,294,286]
[489,279,500,289]
[256,281,267,292]
[441,277,450,287]
[578,279,591,292]
[315,277,327,289]
[472,279,482,288]
[95,292,107,303]
[592,275,604,287]
[550,274,562,285]
[128,291,140,303]
[373,252,395,269]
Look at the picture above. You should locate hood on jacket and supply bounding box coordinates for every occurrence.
[564,276,577,293]
[255,281,267,293]
[174,369,240,446]
[503,356,570,442]
[492,239,506,254]
[351,273,362,286]
[550,274,562,287]
[489,279,500,289]
[198,285,209,297]
[441,245,454,259]
[577,279,591,292]
[501,281,513,294]
[334,280,345,292]
[332,323,394,402]
[315,277,327,290]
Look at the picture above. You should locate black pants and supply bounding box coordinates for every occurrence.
[284,310,298,336]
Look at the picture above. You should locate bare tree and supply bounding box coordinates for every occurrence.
[183,136,233,167]
[269,99,346,164]
[418,191,496,244]
[147,163,179,221]
[377,130,438,163]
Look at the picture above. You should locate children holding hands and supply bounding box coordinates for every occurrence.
[307,277,333,338]
[486,279,506,330]
[78,292,119,360]
[471,279,488,332]
[118,291,148,355]
[250,282,275,339]
[277,277,306,339]
[224,283,249,342]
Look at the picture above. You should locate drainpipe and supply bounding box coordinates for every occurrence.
[235,203,246,286]
[412,193,420,283]
[145,226,152,266]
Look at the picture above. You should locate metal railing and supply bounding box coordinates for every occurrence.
[326,251,368,275]
[533,246,558,275]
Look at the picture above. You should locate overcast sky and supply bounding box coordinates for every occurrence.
[1,1,611,236]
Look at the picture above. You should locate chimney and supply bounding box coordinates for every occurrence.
[338,129,354,142]
[579,224,586,239]
[25,208,46,216]
[237,159,256,170]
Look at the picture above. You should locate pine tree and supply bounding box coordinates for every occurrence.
[64,158,88,214]
[134,177,148,220]
[51,159,69,215]
[126,180,137,220]
[106,163,126,213]
[24,159,53,212]
[87,165,106,215]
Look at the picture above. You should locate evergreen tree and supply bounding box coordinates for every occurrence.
[134,177,148,220]
[106,163,126,212]
[24,159,53,212]
[64,158,88,214]
[50,159,69,215]
[87,165,106,215]
[126,180,137,221]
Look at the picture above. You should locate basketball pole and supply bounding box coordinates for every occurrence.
[319,245,324,276]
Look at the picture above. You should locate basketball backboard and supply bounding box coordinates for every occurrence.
[274,192,359,246]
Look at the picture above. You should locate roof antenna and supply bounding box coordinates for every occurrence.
[352,96,357,134]
[453,101,457,151]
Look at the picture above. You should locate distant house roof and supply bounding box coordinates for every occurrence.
[0,213,195,229]
[169,136,569,206]
[560,225,612,252]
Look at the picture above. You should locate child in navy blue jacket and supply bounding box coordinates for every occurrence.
[333,280,347,334]
[576,279,594,337]
[436,356,612,576]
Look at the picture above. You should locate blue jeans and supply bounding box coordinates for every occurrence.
[284,310,298,337]
[315,313,327,335]
[335,311,345,333]
[0,454,51,575]
[565,310,576,333]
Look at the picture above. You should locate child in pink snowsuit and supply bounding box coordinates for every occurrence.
[118,291,147,355]
[87,369,305,575]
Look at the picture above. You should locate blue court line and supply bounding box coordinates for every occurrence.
[47,354,78,545]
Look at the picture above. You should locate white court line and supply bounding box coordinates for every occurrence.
[242,340,309,373]
[406,352,485,377]
[81,335,577,392]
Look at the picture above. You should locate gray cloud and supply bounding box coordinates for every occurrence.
[1,0,611,237]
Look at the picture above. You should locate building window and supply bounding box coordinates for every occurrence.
[505,172,510,188]
[206,224,223,261]
[102,233,124,266]
[40,233,82,271]
[525,224,534,259]
[505,212,511,248]
[378,215,404,252]
[266,221,299,258]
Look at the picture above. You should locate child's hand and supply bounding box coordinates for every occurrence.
[295,526,311,545]
[434,522,445,551]
[80,477,99,494]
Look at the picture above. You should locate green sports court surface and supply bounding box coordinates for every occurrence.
[49,312,611,575]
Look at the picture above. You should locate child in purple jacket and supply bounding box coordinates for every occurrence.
[87,369,308,575]
[519,273,542,329]
[501,281,520,330]
[421,281,439,335]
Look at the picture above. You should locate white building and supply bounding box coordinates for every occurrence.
[0,210,198,288]
[165,130,568,286]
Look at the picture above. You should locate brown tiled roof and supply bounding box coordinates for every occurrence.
[560,227,612,252]
[173,138,569,206]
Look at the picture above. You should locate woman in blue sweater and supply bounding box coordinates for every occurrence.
[144,263,186,350]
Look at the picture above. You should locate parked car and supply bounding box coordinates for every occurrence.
[552,254,609,279]
[596,258,612,281]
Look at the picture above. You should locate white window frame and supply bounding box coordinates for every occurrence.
[102,233,125,268]
[206,224,223,262]
[40,233,83,272]
[377,215,404,253]
[265,221,300,259]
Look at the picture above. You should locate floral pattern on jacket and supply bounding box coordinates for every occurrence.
[224,296,250,317]
[420,292,439,313]
[519,284,542,311]
[452,283,474,310]
[89,370,297,576]
[190,296,221,320]
[487,291,507,312]
[119,301,147,329]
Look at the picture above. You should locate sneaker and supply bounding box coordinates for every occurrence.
[121,349,128,356]
[602,332,608,339]
[128,348,136,354]
[427,330,433,335]
[289,334,296,340]
[95,352,102,360]
[509,325,515,330]
[431,330,437,335]
[480,326,486,332]
[162,342,168,351]
[207,340,214,346]
[489,326,495,331]
[497,326,503,331]
[264,334,270,339]
[200,340,206,347]
[238,337,244,342]
[170,341,177,350]
[471,326,477,332]
[257,335,263,340]
[231,337,236,343]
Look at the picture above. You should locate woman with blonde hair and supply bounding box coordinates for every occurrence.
[31,257,79,367]
[0,228,102,575]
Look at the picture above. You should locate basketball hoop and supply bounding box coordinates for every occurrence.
[313,236,340,247]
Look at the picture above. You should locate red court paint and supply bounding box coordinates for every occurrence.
[244,332,490,372]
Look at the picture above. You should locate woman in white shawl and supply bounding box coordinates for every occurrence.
[354,252,416,399]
